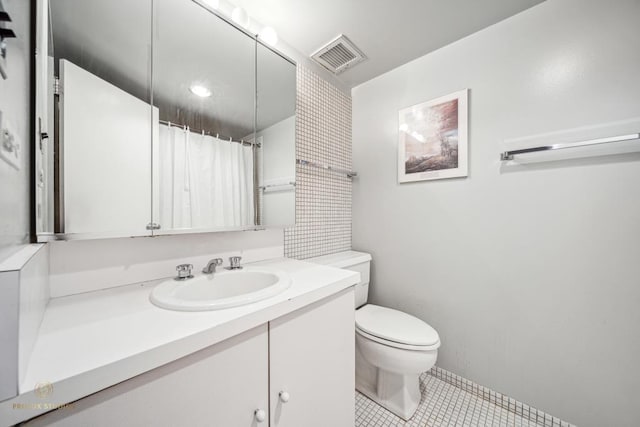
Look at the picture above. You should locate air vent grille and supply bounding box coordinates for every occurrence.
[311,35,366,75]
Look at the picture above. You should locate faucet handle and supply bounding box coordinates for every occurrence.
[176,264,194,281]
[228,256,243,270]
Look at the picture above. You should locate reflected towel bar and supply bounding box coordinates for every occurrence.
[296,159,358,178]
[259,182,296,190]
[500,133,640,161]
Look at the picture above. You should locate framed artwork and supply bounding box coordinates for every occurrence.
[398,89,468,183]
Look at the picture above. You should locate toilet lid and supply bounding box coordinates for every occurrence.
[355,304,440,347]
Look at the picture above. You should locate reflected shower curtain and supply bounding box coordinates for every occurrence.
[158,124,254,229]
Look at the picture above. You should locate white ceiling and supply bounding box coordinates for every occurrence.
[239,0,545,88]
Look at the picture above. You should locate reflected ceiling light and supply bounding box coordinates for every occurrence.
[202,0,219,9]
[231,7,249,27]
[399,124,409,132]
[189,84,212,98]
[411,131,425,142]
[258,26,278,46]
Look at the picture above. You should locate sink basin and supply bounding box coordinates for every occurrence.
[150,266,291,311]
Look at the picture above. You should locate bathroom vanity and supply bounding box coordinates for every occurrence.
[2,259,357,427]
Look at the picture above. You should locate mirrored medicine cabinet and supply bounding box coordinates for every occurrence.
[34,0,296,241]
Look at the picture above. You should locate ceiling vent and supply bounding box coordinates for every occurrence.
[311,35,366,75]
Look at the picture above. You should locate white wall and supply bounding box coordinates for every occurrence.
[352,1,640,426]
[257,115,296,226]
[0,0,31,261]
[259,115,296,183]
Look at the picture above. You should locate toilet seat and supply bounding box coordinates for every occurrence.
[356,327,440,351]
[356,304,440,350]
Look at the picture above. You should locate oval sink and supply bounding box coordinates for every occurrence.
[150,266,291,311]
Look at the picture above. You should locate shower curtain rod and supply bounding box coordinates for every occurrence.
[158,120,261,147]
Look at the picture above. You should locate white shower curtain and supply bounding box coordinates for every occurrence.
[158,124,254,229]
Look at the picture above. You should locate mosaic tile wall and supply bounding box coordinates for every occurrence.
[284,66,353,259]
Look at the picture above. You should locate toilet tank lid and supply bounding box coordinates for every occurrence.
[356,304,440,347]
[307,250,372,268]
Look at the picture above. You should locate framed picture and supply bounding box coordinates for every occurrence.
[398,89,468,183]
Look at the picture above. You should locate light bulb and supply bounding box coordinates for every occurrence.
[231,7,249,27]
[258,26,278,46]
[189,84,212,98]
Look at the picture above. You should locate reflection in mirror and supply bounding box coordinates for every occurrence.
[153,0,257,232]
[35,0,297,241]
[256,42,296,227]
[38,0,153,237]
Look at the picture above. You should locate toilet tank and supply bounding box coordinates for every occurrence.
[307,251,372,308]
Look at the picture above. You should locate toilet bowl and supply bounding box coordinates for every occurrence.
[309,251,441,421]
[355,304,439,419]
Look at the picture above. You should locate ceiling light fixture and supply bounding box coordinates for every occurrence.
[231,7,249,28]
[258,26,278,46]
[189,84,212,98]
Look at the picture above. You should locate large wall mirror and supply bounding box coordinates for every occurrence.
[34,0,296,241]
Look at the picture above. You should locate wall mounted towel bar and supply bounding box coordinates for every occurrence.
[296,159,358,178]
[500,133,640,161]
[259,182,296,190]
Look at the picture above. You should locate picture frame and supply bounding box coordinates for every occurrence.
[398,89,468,183]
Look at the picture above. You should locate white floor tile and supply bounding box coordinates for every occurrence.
[355,372,547,427]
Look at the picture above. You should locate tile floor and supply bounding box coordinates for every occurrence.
[355,371,569,427]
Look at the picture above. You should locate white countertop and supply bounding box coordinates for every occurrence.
[0,258,358,426]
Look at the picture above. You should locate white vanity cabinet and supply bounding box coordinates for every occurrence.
[22,288,354,427]
[270,289,355,427]
[23,325,270,427]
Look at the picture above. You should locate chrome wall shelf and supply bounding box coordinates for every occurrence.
[500,133,640,161]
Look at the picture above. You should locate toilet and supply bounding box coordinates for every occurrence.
[309,251,440,420]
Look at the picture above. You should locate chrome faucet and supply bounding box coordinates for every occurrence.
[175,264,194,281]
[202,258,224,274]
[226,256,243,270]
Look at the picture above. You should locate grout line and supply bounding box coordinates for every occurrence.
[427,367,575,427]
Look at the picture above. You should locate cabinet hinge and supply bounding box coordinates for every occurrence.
[53,77,61,96]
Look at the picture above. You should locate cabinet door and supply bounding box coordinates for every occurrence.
[269,288,355,427]
[24,325,268,427]
[60,59,155,237]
